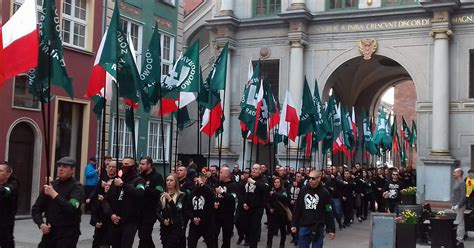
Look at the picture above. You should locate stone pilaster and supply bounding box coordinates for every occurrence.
[290,0,306,9]
[219,0,234,16]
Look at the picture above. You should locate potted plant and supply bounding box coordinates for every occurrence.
[400,186,417,205]
[396,209,417,248]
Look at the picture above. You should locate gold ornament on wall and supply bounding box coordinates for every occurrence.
[358,38,377,60]
[367,0,373,6]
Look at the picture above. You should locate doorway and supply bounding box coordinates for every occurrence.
[8,122,34,214]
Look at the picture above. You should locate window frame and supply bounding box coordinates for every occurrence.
[147,120,171,163]
[11,73,41,111]
[120,17,144,71]
[110,115,139,160]
[381,0,419,7]
[160,32,175,81]
[253,0,282,17]
[325,0,359,11]
[61,0,88,49]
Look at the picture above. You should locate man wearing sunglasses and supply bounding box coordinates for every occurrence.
[0,161,19,248]
[291,171,336,248]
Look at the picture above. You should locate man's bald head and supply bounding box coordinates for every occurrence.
[220,166,231,182]
[251,164,261,178]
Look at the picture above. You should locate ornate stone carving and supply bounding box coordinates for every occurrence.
[119,1,141,17]
[259,47,270,59]
[432,10,450,23]
[358,38,377,60]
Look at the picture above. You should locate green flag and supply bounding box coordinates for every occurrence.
[239,62,260,135]
[373,108,391,150]
[100,1,140,103]
[312,79,330,142]
[322,95,337,154]
[362,111,378,155]
[175,106,194,130]
[410,120,417,148]
[139,25,161,112]
[402,116,411,145]
[92,95,105,119]
[31,0,73,101]
[298,78,316,136]
[341,105,353,149]
[209,43,228,91]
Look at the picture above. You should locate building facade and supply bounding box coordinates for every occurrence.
[103,0,182,175]
[1,0,103,213]
[183,0,474,202]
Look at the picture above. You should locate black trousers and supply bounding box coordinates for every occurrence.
[375,194,386,212]
[245,208,264,248]
[267,215,286,247]
[342,198,354,224]
[109,221,139,248]
[138,216,157,248]
[0,225,14,248]
[215,214,234,248]
[235,210,247,241]
[160,224,185,248]
[92,224,110,248]
[38,226,80,248]
[187,223,216,248]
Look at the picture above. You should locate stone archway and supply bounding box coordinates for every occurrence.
[321,53,418,167]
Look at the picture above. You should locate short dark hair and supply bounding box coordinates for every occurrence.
[0,162,12,174]
[140,156,153,165]
[104,155,112,160]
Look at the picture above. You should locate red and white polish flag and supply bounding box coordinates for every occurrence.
[1,0,38,83]
[278,91,299,142]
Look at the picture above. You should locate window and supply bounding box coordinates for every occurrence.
[162,0,176,6]
[161,34,175,79]
[121,18,143,69]
[62,0,88,49]
[253,60,280,97]
[12,74,40,110]
[382,0,418,6]
[470,50,474,98]
[111,116,138,159]
[13,0,42,22]
[327,0,358,10]
[148,121,170,162]
[254,0,281,16]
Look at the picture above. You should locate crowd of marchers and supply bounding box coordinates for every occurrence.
[0,155,418,248]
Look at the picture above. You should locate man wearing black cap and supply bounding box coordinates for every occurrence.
[103,157,145,248]
[32,156,85,247]
[0,161,19,248]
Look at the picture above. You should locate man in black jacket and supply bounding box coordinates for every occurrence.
[103,157,145,248]
[291,170,335,248]
[243,164,269,248]
[214,166,239,248]
[0,162,19,248]
[185,175,216,248]
[138,156,164,248]
[32,157,85,248]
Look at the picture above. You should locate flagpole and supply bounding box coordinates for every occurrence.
[218,88,226,169]
[174,108,180,169]
[249,137,254,168]
[115,84,120,170]
[242,137,246,171]
[130,103,137,161]
[170,115,174,172]
[100,90,107,177]
[157,81,167,175]
[296,137,301,171]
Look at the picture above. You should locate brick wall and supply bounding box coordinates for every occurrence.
[393,80,417,167]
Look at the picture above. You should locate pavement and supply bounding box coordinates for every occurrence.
[12,214,474,247]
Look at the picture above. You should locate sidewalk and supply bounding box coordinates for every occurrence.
[13,214,474,247]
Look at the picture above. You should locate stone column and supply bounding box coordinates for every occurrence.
[290,0,306,9]
[288,39,304,150]
[430,13,452,156]
[219,0,234,16]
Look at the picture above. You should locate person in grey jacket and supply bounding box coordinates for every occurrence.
[452,168,467,248]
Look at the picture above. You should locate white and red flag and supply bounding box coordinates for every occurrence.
[278,91,299,142]
[1,0,38,83]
